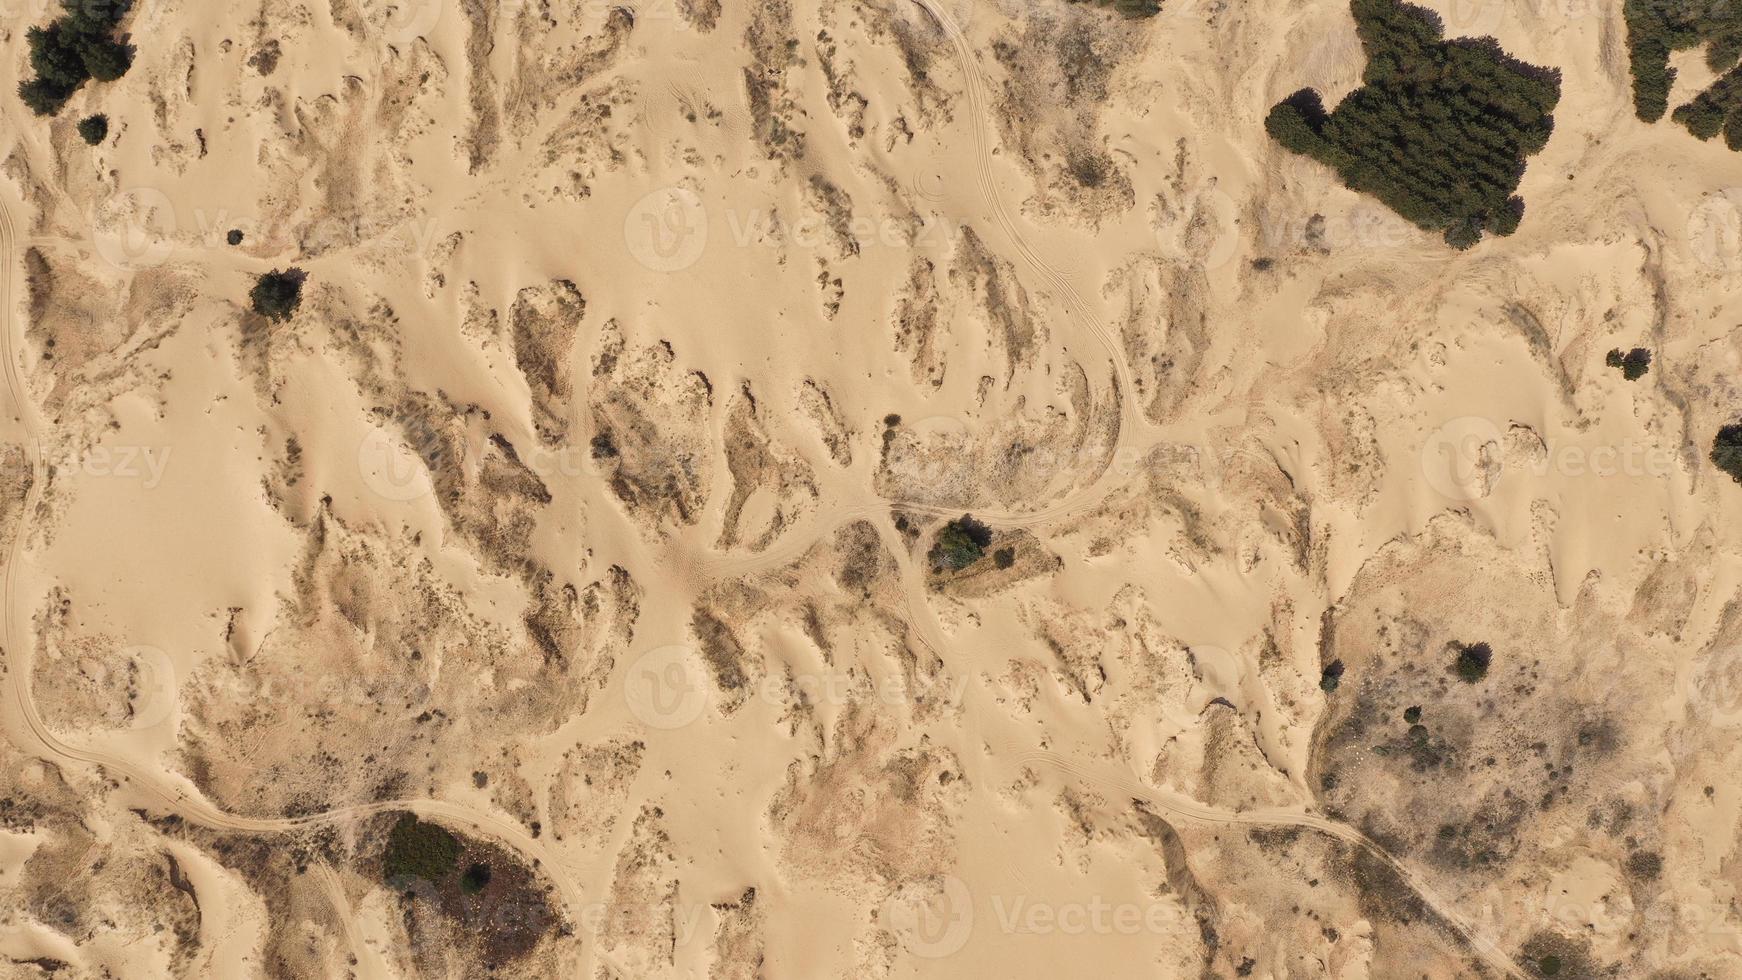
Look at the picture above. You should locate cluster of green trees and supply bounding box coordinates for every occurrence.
[1265,0,1560,248]
[1606,347,1652,380]
[1624,0,1742,145]
[19,0,135,117]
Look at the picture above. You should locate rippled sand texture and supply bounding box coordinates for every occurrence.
[3,0,1742,976]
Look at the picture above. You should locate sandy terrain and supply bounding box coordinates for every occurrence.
[2,0,1742,976]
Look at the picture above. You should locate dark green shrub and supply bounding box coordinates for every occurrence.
[1452,641,1492,682]
[1712,424,1742,484]
[226,229,244,246]
[460,862,492,894]
[929,514,992,572]
[76,113,107,145]
[1402,705,1422,723]
[1319,659,1345,693]
[250,268,307,321]
[1264,0,1560,248]
[383,813,460,885]
[18,0,135,117]
[1605,347,1651,380]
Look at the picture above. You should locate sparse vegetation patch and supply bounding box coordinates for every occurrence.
[1066,0,1162,17]
[1451,641,1492,683]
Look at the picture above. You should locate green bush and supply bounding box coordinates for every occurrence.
[1452,641,1492,682]
[1264,0,1560,248]
[1712,424,1742,484]
[17,0,135,117]
[1319,659,1345,693]
[383,813,460,885]
[460,862,492,894]
[928,514,992,572]
[77,113,107,145]
[1606,347,1651,380]
[250,268,307,321]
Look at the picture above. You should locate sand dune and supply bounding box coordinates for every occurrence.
[2,0,1742,976]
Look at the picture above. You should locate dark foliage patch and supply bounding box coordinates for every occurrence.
[1066,0,1161,18]
[1451,641,1492,683]
[383,813,460,886]
[250,268,307,322]
[19,0,134,117]
[1604,347,1651,381]
[76,113,107,145]
[929,514,993,572]
[1712,424,1742,484]
[1265,0,1560,248]
[1624,0,1742,145]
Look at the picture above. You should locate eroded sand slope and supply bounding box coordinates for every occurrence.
[2,0,1742,977]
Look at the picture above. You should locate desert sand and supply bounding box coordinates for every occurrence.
[1,0,1741,976]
